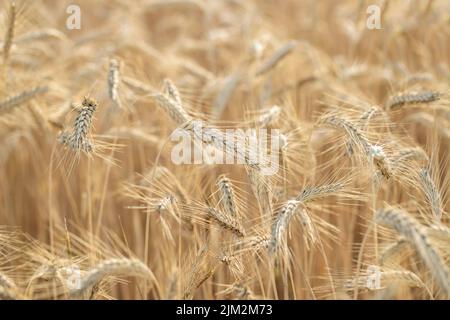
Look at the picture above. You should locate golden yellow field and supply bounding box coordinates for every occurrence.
[0,0,449,300]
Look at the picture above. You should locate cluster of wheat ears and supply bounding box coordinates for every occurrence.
[0,0,449,300]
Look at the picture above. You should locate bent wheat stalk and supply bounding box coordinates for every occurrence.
[255,40,298,76]
[69,258,155,297]
[270,182,344,254]
[0,86,48,115]
[207,207,245,237]
[375,208,450,297]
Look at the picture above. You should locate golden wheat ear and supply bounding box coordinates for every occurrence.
[386,91,440,110]
[59,97,98,153]
[375,208,450,297]
[69,258,156,298]
[107,58,121,106]
[0,86,48,115]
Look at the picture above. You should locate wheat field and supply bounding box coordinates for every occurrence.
[0,0,449,300]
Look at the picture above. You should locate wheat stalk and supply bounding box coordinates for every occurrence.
[69,258,155,297]
[207,207,245,237]
[15,28,67,44]
[270,200,300,255]
[122,76,153,95]
[379,238,409,266]
[59,97,98,152]
[212,71,241,119]
[0,86,48,114]
[108,58,120,104]
[163,78,182,106]
[2,1,16,63]
[217,175,238,218]
[0,287,19,300]
[345,268,425,290]
[270,182,344,254]
[419,167,442,221]
[153,91,192,125]
[386,91,440,109]
[0,271,15,290]
[395,147,429,164]
[326,115,392,179]
[257,105,281,127]
[375,208,450,296]
[296,182,344,202]
[255,40,298,76]
[325,115,371,153]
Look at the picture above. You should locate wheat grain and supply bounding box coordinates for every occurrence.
[296,182,344,202]
[59,97,98,152]
[270,199,301,255]
[15,28,67,44]
[217,175,238,218]
[153,91,192,125]
[387,91,440,109]
[370,145,392,179]
[419,167,443,221]
[108,58,120,104]
[298,207,317,249]
[207,207,245,237]
[325,115,371,153]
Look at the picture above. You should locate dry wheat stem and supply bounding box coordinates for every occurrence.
[2,2,16,63]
